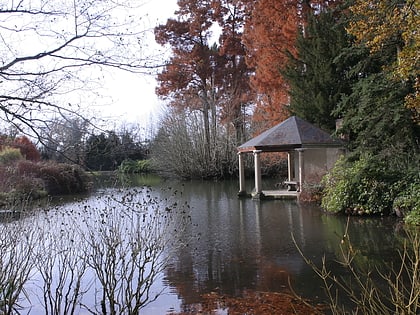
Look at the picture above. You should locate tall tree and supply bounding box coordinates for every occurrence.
[0,0,156,137]
[242,0,315,130]
[154,0,254,178]
[336,1,419,158]
[214,0,254,144]
[284,5,352,132]
[347,0,419,122]
[39,114,90,164]
[242,0,343,130]
[155,0,218,161]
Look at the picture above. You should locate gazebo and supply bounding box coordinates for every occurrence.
[237,116,344,199]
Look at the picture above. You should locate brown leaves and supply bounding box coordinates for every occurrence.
[170,290,325,315]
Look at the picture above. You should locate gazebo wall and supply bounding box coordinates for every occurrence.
[302,147,343,184]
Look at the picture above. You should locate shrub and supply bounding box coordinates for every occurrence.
[0,162,47,206]
[37,162,91,195]
[0,147,23,165]
[118,159,151,174]
[17,160,91,195]
[295,225,420,315]
[394,182,420,225]
[321,154,404,215]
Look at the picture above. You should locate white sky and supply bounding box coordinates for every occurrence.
[97,0,179,129]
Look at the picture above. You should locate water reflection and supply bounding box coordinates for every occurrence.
[0,177,407,314]
[159,180,405,313]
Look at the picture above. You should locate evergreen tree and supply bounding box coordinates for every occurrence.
[336,4,419,159]
[337,72,418,158]
[283,7,352,132]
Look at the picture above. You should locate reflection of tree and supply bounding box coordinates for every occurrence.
[163,181,261,311]
[320,216,403,271]
[162,181,410,313]
[163,182,317,309]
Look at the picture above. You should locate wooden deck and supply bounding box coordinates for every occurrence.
[263,190,298,199]
[257,190,298,200]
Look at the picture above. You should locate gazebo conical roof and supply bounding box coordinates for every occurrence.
[238,116,342,153]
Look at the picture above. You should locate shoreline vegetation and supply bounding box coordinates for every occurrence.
[0,140,419,225]
[0,135,419,314]
[0,144,420,315]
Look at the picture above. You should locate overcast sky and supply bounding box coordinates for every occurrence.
[98,0,179,128]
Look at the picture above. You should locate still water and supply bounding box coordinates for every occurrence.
[142,178,404,314]
[1,175,407,314]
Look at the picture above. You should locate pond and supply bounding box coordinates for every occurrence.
[0,175,411,314]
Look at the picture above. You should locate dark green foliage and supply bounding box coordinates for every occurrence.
[394,182,420,225]
[284,8,353,132]
[334,2,418,157]
[313,2,419,220]
[321,154,411,215]
[84,131,147,171]
[336,72,418,156]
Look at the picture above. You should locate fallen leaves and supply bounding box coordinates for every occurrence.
[169,290,326,315]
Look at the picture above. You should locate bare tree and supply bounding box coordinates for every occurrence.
[39,113,92,163]
[0,186,192,314]
[0,220,39,314]
[151,107,239,179]
[35,213,89,315]
[80,187,191,314]
[0,0,159,137]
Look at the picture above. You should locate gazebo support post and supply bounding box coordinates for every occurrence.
[238,152,247,197]
[297,149,305,192]
[252,150,263,199]
[287,151,294,181]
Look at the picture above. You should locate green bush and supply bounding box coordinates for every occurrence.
[394,182,420,225]
[321,156,362,214]
[321,154,405,215]
[0,147,23,165]
[118,159,151,174]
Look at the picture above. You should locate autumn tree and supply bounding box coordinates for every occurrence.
[155,0,218,163]
[242,0,307,130]
[12,136,41,162]
[154,0,253,178]
[0,135,41,161]
[242,0,342,131]
[0,0,157,137]
[214,0,255,144]
[347,0,419,122]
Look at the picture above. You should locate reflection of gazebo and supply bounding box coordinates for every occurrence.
[237,116,344,199]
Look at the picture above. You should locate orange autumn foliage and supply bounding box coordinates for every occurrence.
[243,0,339,132]
[243,0,308,131]
[12,136,41,162]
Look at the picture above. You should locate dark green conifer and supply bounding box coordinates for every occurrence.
[284,7,352,133]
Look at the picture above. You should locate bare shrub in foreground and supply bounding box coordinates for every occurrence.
[80,187,191,314]
[0,186,191,314]
[35,215,89,315]
[294,220,420,315]
[0,222,38,314]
